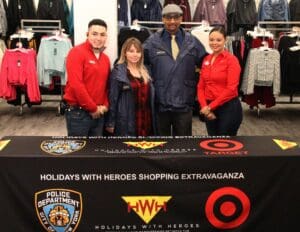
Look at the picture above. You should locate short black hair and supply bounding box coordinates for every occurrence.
[88,19,107,29]
[209,26,226,38]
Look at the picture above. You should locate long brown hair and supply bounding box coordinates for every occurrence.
[118,37,151,83]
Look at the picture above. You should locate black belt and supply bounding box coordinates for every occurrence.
[67,105,83,111]
[60,101,84,115]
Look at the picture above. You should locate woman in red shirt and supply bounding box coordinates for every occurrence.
[197,26,243,136]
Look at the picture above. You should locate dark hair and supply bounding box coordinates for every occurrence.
[209,26,226,38]
[88,19,107,29]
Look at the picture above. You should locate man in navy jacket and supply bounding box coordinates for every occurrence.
[144,4,206,136]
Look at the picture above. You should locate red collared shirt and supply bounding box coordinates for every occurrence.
[197,50,241,110]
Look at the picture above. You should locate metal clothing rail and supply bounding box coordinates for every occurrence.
[16,19,64,116]
[136,20,205,25]
[21,19,62,33]
[243,22,300,117]
[257,21,300,31]
[135,20,205,30]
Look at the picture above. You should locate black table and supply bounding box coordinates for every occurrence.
[0,136,299,232]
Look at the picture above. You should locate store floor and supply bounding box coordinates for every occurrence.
[0,96,300,143]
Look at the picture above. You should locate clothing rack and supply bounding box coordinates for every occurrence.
[248,21,300,117]
[135,20,205,31]
[21,19,62,34]
[16,19,64,116]
[136,20,206,26]
[257,21,300,30]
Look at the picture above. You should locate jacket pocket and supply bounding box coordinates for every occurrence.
[154,80,165,103]
[184,79,197,103]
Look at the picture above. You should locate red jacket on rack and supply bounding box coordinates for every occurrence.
[0,49,41,102]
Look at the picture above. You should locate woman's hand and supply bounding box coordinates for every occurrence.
[200,106,216,121]
[200,106,211,116]
[206,112,216,120]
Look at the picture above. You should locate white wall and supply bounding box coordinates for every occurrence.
[73,0,118,65]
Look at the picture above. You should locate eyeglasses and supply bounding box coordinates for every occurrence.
[163,15,182,21]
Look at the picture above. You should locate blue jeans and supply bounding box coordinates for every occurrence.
[65,108,104,136]
[205,98,243,136]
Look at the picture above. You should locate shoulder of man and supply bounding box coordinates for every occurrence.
[145,29,163,43]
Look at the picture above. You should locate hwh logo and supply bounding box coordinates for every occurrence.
[122,196,172,223]
[127,199,167,215]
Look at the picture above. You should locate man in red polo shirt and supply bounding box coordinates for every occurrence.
[63,19,110,136]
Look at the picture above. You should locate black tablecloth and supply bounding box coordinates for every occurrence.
[0,136,299,231]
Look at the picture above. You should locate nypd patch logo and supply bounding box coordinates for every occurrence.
[35,189,82,232]
[40,140,86,155]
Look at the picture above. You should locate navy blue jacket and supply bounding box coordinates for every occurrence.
[143,28,206,112]
[106,63,156,136]
[131,0,162,22]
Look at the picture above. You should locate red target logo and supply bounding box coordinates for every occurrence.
[205,187,250,229]
[200,139,244,151]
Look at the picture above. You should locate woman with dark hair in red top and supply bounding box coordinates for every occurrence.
[197,26,243,136]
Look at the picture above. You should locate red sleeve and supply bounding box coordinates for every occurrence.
[0,51,15,100]
[0,51,9,98]
[66,49,97,113]
[26,50,41,102]
[209,55,241,110]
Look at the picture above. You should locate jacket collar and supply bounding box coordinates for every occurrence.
[84,39,105,53]
[114,63,131,84]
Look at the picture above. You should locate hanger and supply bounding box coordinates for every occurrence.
[43,31,64,41]
[289,40,300,51]
[259,40,272,51]
[191,20,212,32]
[9,47,30,53]
[8,38,29,53]
[10,30,34,41]
[286,28,300,38]
[130,20,141,31]
[247,26,273,39]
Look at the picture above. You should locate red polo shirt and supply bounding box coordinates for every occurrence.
[197,50,241,110]
[64,40,110,113]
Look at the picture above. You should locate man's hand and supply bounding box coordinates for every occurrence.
[90,106,102,119]
[98,105,108,115]
[90,105,108,119]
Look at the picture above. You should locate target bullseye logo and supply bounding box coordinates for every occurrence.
[200,139,244,152]
[205,187,250,229]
